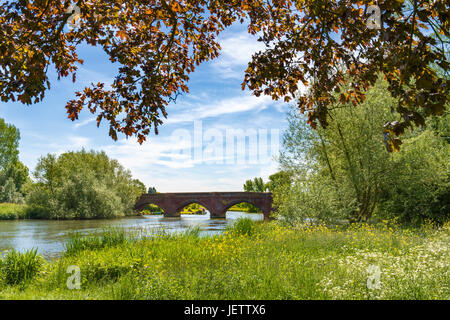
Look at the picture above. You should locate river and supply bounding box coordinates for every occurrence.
[0,211,263,259]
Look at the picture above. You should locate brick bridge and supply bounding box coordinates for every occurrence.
[134,192,273,219]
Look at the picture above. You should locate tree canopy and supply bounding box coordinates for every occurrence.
[0,1,448,147]
[27,149,145,219]
[0,117,20,169]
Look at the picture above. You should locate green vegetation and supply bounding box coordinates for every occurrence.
[0,118,30,205]
[0,219,448,299]
[0,118,20,170]
[275,79,449,226]
[139,204,164,215]
[1,117,147,220]
[0,249,43,287]
[0,203,27,220]
[179,203,206,215]
[26,150,145,219]
[227,203,257,213]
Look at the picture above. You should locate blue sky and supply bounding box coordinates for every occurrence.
[0,22,290,192]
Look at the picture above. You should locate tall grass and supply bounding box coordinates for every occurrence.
[0,203,50,220]
[0,249,43,286]
[225,217,256,236]
[0,203,27,220]
[64,229,131,256]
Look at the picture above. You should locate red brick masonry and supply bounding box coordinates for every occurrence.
[134,192,273,219]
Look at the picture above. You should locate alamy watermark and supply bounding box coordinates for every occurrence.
[168,120,280,166]
[66,265,81,290]
[64,3,383,31]
[366,264,381,290]
[366,5,382,30]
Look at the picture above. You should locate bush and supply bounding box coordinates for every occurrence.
[0,249,43,286]
[376,129,450,225]
[226,217,256,236]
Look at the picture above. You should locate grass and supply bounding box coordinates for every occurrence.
[0,248,43,286]
[0,218,448,299]
[0,203,51,220]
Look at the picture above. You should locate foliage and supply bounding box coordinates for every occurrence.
[241,0,449,151]
[64,229,130,256]
[0,161,30,204]
[0,178,24,204]
[0,2,447,145]
[0,222,448,299]
[0,117,20,169]
[265,171,292,193]
[225,217,256,236]
[0,203,27,220]
[140,204,164,215]
[0,248,43,286]
[243,177,267,192]
[179,203,206,215]
[0,117,31,203]
[26,149,145,219]
[277,78,449,224]
[147,186,157,194]
[376,129,450,225]
[0,160,30,193]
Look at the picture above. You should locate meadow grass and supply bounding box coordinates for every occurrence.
[0,218,448,299]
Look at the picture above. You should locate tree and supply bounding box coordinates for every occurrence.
[0,117,20,169]
[0,177,24,203]
[147,186,157,194]
[0,1,448,146]
[265,171,292,193]
[0,160,30,203]
[242,177,268,213]
[0,160,30,192]
[243,177,267,192]
[27,149,145,219]
[277,78,449,224]
[376,128,449,225]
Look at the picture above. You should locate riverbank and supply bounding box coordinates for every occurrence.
[0,218,448,299]
[0,203,139,220]
[0,203,27,220]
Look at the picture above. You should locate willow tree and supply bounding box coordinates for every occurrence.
[279,79,398,222]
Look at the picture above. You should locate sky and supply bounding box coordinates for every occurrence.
[0,22,290,192]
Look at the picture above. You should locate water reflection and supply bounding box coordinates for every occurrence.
[0,211,263,259]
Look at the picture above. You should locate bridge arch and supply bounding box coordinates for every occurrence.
[174,200,210,215]
[223,199,264,214]
[135,201,167,214]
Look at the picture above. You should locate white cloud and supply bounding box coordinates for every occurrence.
[73,117,96,128]
[213,31,265,79]
[166,93,274,124]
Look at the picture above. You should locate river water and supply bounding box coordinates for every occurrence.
[0,211,263,259]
